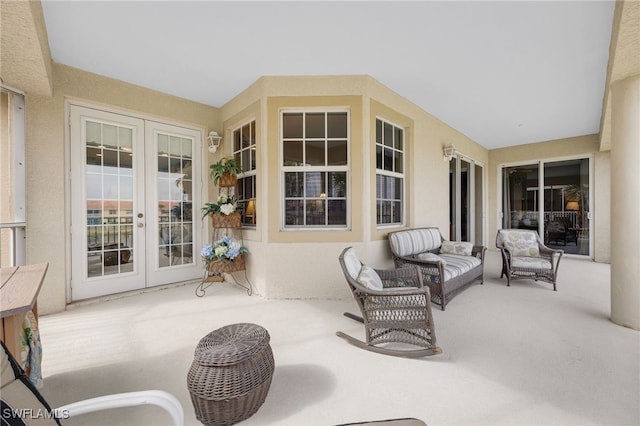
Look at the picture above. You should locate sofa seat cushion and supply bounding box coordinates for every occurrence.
[511,256,552,270]
[439,254,482,281]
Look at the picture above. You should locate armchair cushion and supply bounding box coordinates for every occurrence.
[440,240,473,256]
[511,256,552,270]
[499,229,540,257]
[356,266,384,291]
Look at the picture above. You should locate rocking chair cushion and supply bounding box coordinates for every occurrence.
[356,266,384,291]
[343,248,362,279]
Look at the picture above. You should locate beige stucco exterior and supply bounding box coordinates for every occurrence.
[212,76,488,299]
[3,1,638,331]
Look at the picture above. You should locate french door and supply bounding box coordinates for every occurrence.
[449,155,484,244]
[70,105,202,300]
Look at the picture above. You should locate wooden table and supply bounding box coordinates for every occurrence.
[0,263,49,360]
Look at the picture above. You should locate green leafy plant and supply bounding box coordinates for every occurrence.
[209,157,242,186]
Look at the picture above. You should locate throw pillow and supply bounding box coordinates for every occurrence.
[356,265,384,291]
[416,252,447,265]
[440,240,474,256]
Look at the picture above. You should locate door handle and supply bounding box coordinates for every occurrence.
[137,223,144,228]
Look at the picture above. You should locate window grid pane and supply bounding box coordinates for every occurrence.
[282,111,348,228]
[232,120,257,227]
[375,118,404,226]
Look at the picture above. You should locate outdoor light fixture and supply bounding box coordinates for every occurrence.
[443,144,456,161]
[207,131,223,153]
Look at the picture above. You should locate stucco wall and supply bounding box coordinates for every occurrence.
[27,63,220,314]
[487,134,610,262]
[219,75,488,299]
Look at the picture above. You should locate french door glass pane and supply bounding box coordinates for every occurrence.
[157,133,193,268]
[460,159,471,241]
[475,164,484,244]
[449,158,457,240]
[85,120,135,278]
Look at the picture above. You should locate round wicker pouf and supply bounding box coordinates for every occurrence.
[187,323,275,426]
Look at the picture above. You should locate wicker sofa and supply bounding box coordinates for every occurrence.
[388,228,486,310]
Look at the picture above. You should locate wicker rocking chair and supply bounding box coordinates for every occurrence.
[336,247,441,358]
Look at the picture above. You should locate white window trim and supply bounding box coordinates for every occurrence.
[375,116,405,228]
[279,107,351,231]
[231,118,257,227]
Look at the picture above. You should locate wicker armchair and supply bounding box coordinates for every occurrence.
[336,247,441,358]
[496,229,563,290]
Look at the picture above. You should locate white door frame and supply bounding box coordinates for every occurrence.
[67,101,205,301]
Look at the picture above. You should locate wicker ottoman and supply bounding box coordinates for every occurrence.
[187,323,274,426]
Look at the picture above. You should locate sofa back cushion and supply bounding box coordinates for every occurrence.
[497,229,540,257]
[389,228,442,257]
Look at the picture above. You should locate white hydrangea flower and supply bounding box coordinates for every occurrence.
[220,203,235,215]
[214,246,228,257]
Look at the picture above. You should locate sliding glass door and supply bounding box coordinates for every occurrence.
[501,158,590,256]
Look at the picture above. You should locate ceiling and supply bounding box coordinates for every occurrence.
[40,1,616,150]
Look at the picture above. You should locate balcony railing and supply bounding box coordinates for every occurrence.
[0,222,26,267]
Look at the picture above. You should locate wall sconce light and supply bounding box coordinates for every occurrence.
[565,201,579,211]
[443,144,456,161]
[207,131,222,153]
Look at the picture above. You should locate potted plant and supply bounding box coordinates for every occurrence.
[201,194,241,228]
[201,236,248,273]
[209,156,242,187]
